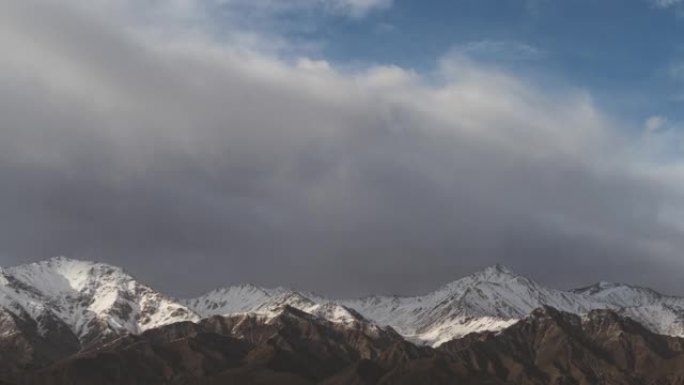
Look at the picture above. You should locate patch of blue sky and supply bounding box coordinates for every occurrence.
[211,0,684,132]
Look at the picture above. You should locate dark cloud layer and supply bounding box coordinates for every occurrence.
[1,0,683,297]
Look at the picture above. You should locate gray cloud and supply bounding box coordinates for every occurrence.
[1,0,684,298]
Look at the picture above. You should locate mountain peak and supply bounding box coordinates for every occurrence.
[571,280,666,302]
[6,256,133,295]
[43,256,100,267]
[18,256,126,276]
[47,255,84,263]
[476,264,518,280]
[3,256,684,353]
[483,263,514,274]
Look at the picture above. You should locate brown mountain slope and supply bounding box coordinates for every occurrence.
[0,309,79,383]
[438,306,684,385]
[20,306,410,385]
[10,306,684,385]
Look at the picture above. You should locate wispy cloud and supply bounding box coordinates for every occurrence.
[213,0,394,19]
[653,0,683,8]
[451,40,543,63]
[324,0,394,17]
[644,115,668,133]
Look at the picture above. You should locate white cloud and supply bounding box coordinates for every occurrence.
[324,0,394,17]
[296,58,332,72]
[211,0,393,19]
[644,115,668,133]
[2,0,684,294]
[654,0,683,7]
[453,40,543,62]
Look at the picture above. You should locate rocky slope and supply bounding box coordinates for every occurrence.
[22,305,410,385]
[437,306,684,385]
[0,258,684,385]
[17,307,684,385]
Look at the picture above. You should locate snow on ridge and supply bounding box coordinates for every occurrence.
[0,257,200,342]
[3,258,684,348]
[184,264,684,346]
[6,257,103,295]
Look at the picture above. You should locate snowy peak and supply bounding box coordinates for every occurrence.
[3,258,684,350]
[4,257,124,296]
[184,284,283,317]
[336,265,586,345]
[573,281,629,295]
[574,280,662,296]
[479,264,517,279]
[440,264,533,296]
[572,281,671,308]
[434,265,561,317]
[335,264,681,345]
[308,303,368,324]
[0,257,199,344]
[261,291,317,311]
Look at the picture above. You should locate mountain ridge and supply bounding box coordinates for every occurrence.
[20,305,684,385]
[2,257,684,349]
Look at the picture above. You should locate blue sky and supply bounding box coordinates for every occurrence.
[235,0,684,127]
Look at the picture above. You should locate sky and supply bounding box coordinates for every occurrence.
[2,0,684,298]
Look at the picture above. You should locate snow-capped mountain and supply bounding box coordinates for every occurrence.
[185,286,372,326]
[572,281,684,337]
[3,257,684,350]
[184,264,584,345]
[0,257,198,346]
[185,264,684,346]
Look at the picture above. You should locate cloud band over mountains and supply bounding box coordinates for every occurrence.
[1,0,684,297]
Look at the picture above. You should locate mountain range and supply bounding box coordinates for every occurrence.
[2,257,684,384]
